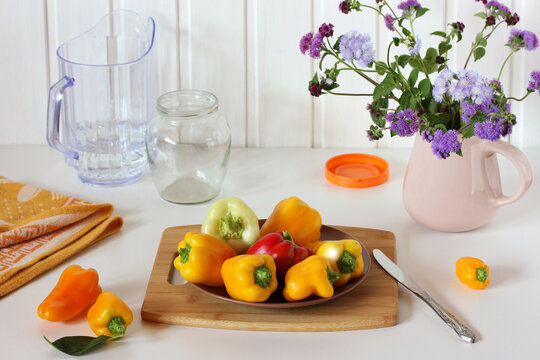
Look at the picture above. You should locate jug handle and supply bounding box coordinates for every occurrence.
[46,76,78,160]
[482,140,533,207]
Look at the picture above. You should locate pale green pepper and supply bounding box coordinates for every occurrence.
[201,197,260,253]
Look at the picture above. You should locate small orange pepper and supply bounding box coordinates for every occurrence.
[456,257,490,290]
[87,291,133,337]
[260,196,322,246]
[37,265,102,322]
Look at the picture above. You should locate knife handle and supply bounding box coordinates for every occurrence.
[416,290,477,343]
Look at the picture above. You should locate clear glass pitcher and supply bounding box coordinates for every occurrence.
[47,10,155,185]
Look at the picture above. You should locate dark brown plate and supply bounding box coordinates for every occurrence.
[191,223,371,308]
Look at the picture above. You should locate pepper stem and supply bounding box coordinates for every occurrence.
[178,243,191,264]
[337,250,357,274]
[107,316,126,336]
[219,212,244,239]
[326,267,340,284]
[476,267,488,283]
[254,265,272,288]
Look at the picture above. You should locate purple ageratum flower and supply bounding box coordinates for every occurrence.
[430,129,462,159]
[508,29,539,51]
[461,100,477,123]
[408,36,422,55]
[339,0,350,14]
[432,68,455,102]
[384,14,395,31]
[309,32,324,59]
[527,70,540,93]
[421,129,434,143]
[397,0,422,16]
[339,31,376,67]
[299,32,313,55]
[486,1,510,14]
[387,109,420,137]
[474,118,510,141]
[319,23,334,38]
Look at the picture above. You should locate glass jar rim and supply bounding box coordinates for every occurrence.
[156,90,218,117]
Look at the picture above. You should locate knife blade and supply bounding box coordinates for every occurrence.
[373,249,477,343]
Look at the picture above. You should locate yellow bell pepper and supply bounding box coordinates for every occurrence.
[260,196,322,246]
[221,254,278,302]
[308,239,364,287]
[456,257,490,290]
[283,255,339,302]
[87,291,133,337]
[201,197,260,253]
[174,231,237,287]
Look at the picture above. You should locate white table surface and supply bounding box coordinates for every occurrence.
[1,145,539,359]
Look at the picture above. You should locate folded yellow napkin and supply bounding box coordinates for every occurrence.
[0,176,123,296]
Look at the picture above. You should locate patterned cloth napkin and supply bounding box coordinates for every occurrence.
[0,176,123,296]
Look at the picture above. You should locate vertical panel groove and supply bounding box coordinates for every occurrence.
[43,0,51,91]
[244,0,249,147]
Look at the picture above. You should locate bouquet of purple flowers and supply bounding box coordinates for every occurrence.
[300,0,540,159]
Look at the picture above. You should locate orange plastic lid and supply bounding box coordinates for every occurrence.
[325,153,389,188]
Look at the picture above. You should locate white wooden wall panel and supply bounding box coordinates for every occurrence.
[185,0,246,147]
[511,0,540,148]
[1,0,539,148]
[248,0,313,147]
[313,0,378,148]
[0,1,49,144]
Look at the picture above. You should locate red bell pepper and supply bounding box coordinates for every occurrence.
[246,231,311,278]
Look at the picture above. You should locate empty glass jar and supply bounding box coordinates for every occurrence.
[146,90,231,204]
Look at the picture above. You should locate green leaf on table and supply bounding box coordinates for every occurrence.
[431,31,447,38]
[373,75,396,101]
[474,12,487,19]
[408,68,419,87]
[44,335,119,356]
[418,78,431,97]
[474,47,486,61]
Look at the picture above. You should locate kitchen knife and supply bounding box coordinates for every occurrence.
[373,249,477,343]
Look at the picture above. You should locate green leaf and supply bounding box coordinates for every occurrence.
[473,47,486,61]
[333,35,343,51]
[399,91,412,111]
[438,42,452,55]
[393,37,401,47]
[476,32,487,47]
[418,78,431,97]
[375,61,387,75]
[474,11,487,19]
[408,68,419,87]
[431,31,447,38]
[462,125,475,139]
[402,28,411,37]
[373,75,396,101]
[371,97,389,128]
[427,98,440,114]
[425,47,438,61]
[415,8,429,17]
[44,335,119,356]
[398,55,411,68]
[438,64,447,72]
[427,112,451,126]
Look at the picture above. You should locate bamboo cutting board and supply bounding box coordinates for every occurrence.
[141,225,398,331]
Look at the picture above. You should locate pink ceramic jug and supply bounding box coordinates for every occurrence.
[403,135,533,232]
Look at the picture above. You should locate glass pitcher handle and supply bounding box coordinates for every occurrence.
[46,76,78,160]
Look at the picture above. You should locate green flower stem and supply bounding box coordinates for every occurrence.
[381,1,406,39]
[498,49,516,80]
[507,92,532,102]
[336,67,379,73]
[464,21,503,69]
[326,90,373,96]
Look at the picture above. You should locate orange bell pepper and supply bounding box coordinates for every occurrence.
[37,265,102,322]
[260,196,322,246]
[87,291,133,337]
[456,257,490,290]
[174,231,237,287]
